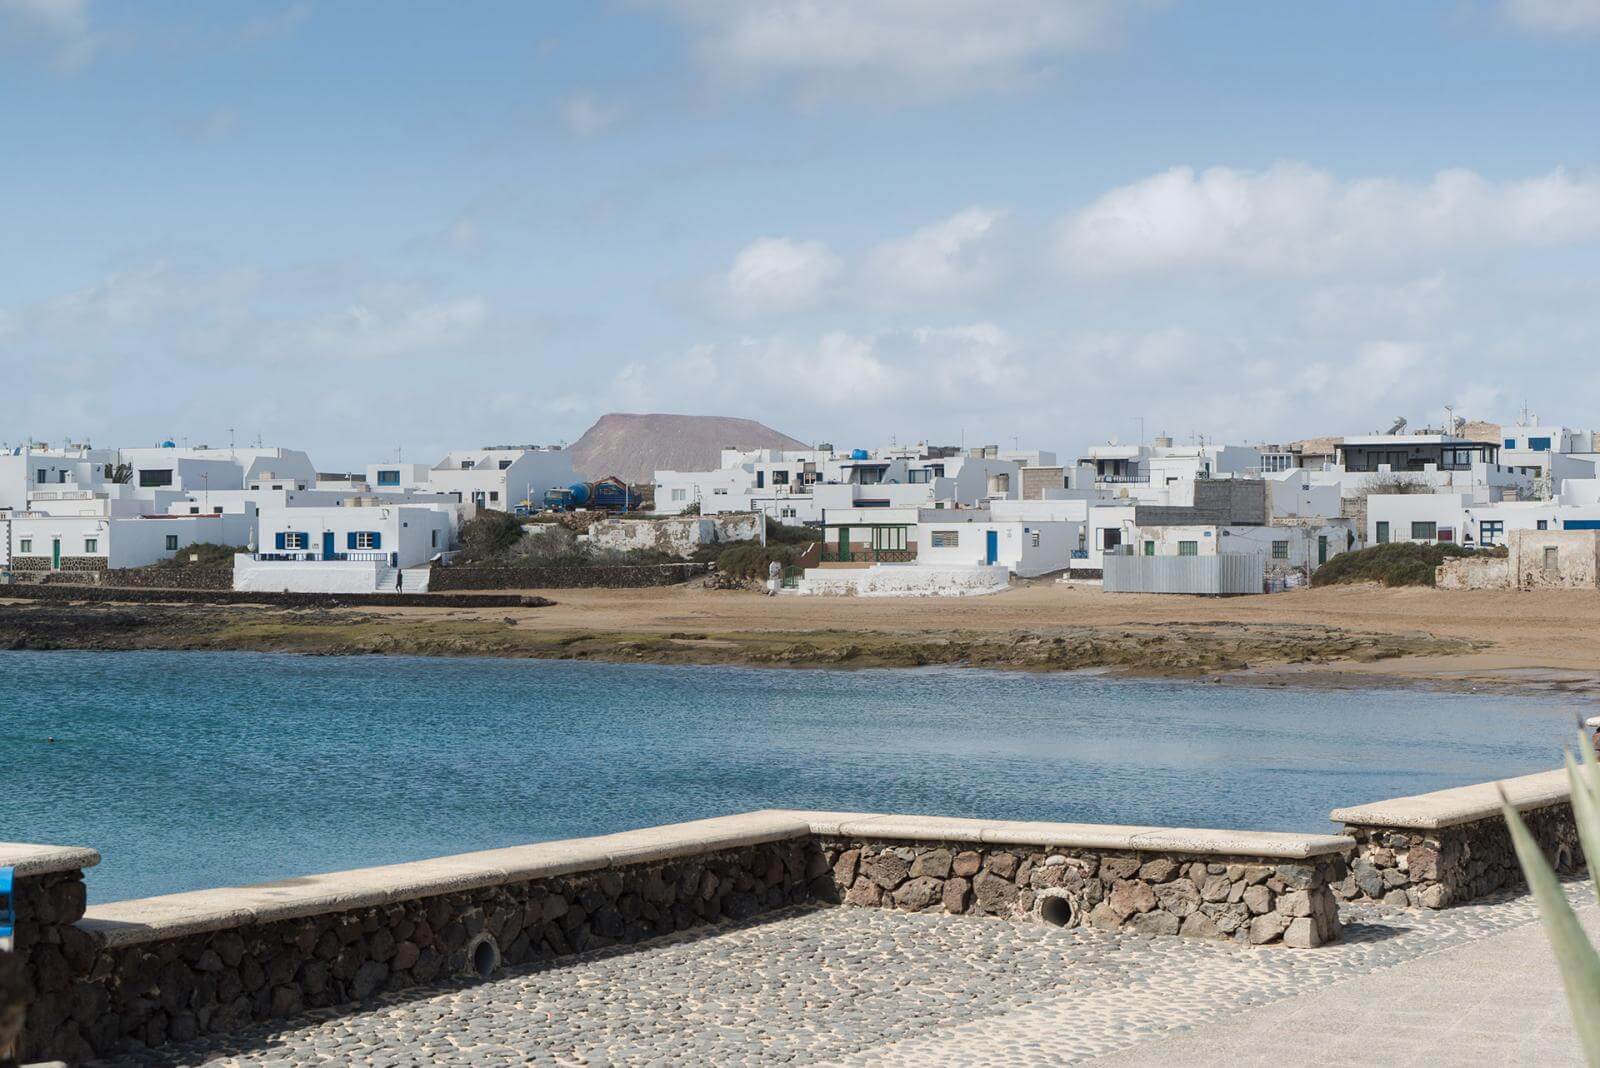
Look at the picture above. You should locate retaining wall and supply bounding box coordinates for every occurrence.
[5,811,1358,1063]
[795,564,1010,597]
[803,813,1346,947]
[428,563,707,590]
[1330,769,1580,909]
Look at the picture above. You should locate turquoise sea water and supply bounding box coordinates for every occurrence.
[0,650,1580,902]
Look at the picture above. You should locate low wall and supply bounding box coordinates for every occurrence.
[587,513,761,557]
[796,564,1010,597]
[0,584,547,610]
[429,563,707,590]
[1330,769,1579,909]
[1436,555,1512,591]
[5,810,1358,1062]
[800,813,1347,948]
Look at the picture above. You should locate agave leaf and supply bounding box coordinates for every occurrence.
[1503,795,1600,1061]
[1565,747,1600,908]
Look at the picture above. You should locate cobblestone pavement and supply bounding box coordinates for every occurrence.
[94,884,1581,1067]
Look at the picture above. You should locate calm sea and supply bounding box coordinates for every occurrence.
[0,650,1580,901]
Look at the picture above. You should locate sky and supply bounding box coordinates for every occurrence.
[2,0,1598,468]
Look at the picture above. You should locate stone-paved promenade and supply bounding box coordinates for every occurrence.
[92,885,1585,1067]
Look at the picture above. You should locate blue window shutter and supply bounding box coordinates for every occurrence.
[370,531,381,549]
[275,532,285,550]
[347,531,357,550]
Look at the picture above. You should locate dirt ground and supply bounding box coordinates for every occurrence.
[347,580,1600,691]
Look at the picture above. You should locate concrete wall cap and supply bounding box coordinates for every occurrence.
[782,813,1353,859]
[79,889,257,949]
[1331,769,1569,830]
[0,842,100,877]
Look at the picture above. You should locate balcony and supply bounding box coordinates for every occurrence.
[252,551,392,563]
[1096,474,1150,485]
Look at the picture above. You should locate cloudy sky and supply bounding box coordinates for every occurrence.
[3,1,1598,467]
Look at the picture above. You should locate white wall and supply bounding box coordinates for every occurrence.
[797,564,1010,597]
[256,505,454,567]
[234,556,389,593]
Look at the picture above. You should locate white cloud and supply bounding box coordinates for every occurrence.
[1058,162,1600,275]
[559,92,624,136]
[1502,0,1600,32]
[715,237,844,315]
[646,0,1115,106]
[0,0,98,71]
[862,207,1010,297]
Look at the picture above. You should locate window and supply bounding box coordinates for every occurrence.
[139,468,174,487]
[1376,521,1390,544]
[213,507,223,515]
[772,470,789,485]
[930,530,960,548]
[431,530,439,548]
[282,532,308,550]
[671,488,687,502]
[1438,527,1454,542]
[1272,540,1289,559]
[498,459,513,470]
[1030,531,1041,548]
[488,491,499,502]
[1538,520,1549,530]
[1479,520,1504,546]
[871,526,908,551]
[1504,438,1517,450]
[35,468,47,483]
[1178,541,1199,556]
[1143,540,1154,556]
[189,507,200,515]
[907,469,930,484]
[377,470,401,486]
[1529,436,1552,451]
[18,539,31,553]
[354,532,378,550]
[84,538,98,553]
[165,535,180,551]
[713,488,728,495]
[461,460,474,469]
[1101,528,1121,551]
[1411,521,1437,541]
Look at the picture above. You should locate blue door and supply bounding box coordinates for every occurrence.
[985,530,998,565]
[322,531,335,559]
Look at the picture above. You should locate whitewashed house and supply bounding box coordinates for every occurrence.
[426,447,575,512]
[238,500,457,593]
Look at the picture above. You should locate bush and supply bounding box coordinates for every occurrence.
[151,542,247,567]
[1310,541,1497,588]
[459,510,525,561]
[714,542,797,581]
[765,517,823,545]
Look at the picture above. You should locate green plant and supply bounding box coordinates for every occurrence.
[458,510,525,561]
[1310,541,1489,588]
[149,542,248,567]
[1501,735,1600,1061]
[714,542,795,581]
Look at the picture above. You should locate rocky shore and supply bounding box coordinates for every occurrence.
[0,599,1474,677]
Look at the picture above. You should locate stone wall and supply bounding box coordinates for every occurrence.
[587,513,762,558]
[1335,804,1580,909]
[1331,769,1579,909]
[19,827,823,1063]
[0,583,547,610]
[817,838,1343,948]
[429,563,707,590]
[1436,554,1512,590]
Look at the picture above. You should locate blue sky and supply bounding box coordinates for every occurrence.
[3,0,1598,467]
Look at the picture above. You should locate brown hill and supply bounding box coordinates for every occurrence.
[568,413,810,484]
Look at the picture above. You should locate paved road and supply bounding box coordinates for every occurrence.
[95,885,1586,1067]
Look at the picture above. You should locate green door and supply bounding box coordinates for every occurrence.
[51,537,61,570]
[1143,540,1155,556]
[836,526,851,562]
[1318,535,1328,565]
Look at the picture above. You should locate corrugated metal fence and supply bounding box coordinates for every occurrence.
[1102,552,1264,595]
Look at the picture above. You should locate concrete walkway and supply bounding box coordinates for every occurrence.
[1088,905,1590,1067]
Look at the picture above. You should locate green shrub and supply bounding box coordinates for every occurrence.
[714,542,796,581]
[1310,541,1494,588]
[458,510,525,561]
[151,542,248,567]
[765,518,823,545]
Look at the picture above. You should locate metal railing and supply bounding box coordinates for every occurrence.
[1096,474,1150,484]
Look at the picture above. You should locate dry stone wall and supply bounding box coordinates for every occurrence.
[428,563,707,590]
[817,838,1343,948]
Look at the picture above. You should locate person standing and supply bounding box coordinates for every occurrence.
[766,559,782,596]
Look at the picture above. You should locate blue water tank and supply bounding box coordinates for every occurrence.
[567,482,592,507]
[850,448,869,460]
[161,440,176,448]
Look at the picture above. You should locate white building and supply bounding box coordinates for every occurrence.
[915,508,1081,577]
[1,510,252,573]
[1367,488,1600,548]
[425,447,575,511]
[238,500,458,593]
